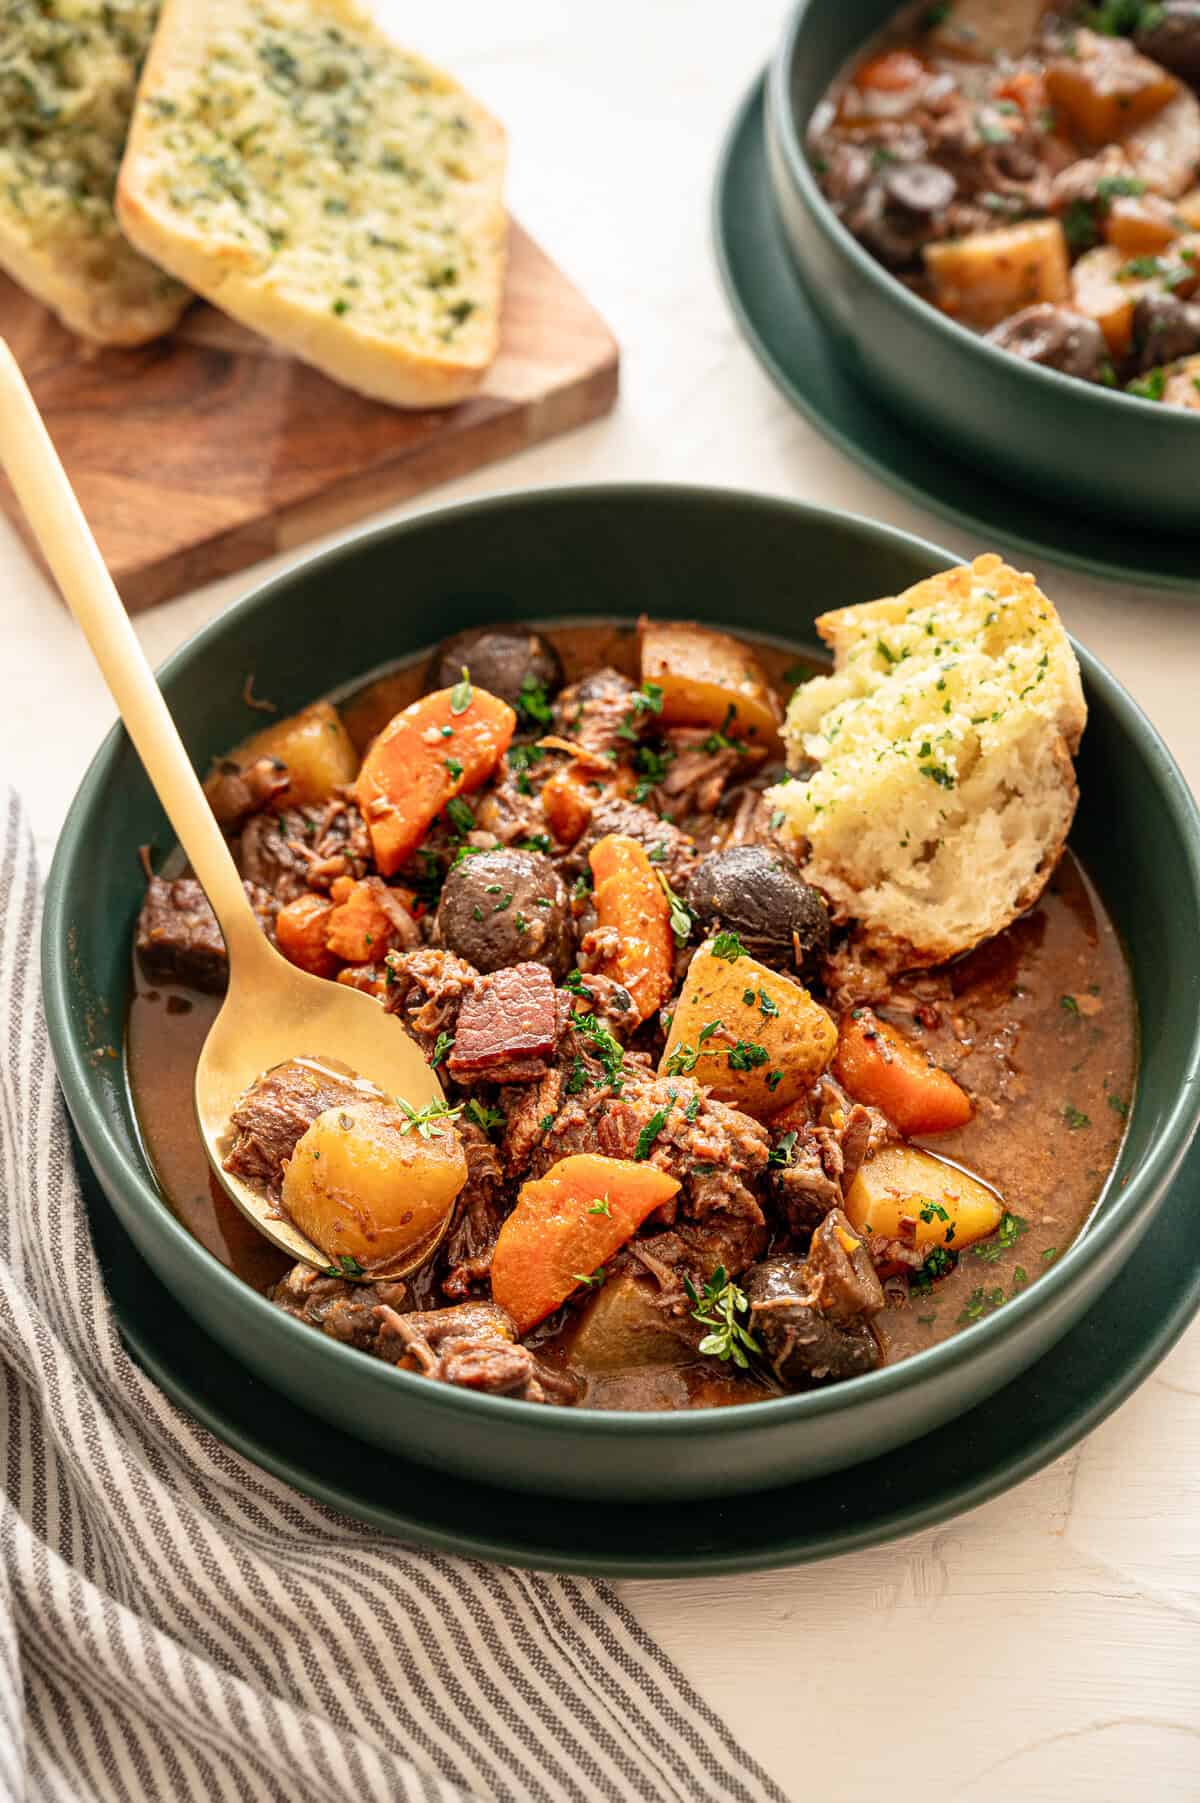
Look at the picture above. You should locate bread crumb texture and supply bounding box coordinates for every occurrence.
[0,0,190,343]
[767,555,1087,967]
[118,0,506,403]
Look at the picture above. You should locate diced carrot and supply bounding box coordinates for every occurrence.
[275,894,339,979]
[542,764,596,845]
[995,69,1046,117]
[588,834,675,1024]
[325,876,412,964]
[854,48,925,92]
[834,1010,972,1137]
[355,684,516,876]
[490,1154,681,1333]
[329,875,356,906]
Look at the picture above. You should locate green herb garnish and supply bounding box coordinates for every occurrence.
[684,1266,763,1370]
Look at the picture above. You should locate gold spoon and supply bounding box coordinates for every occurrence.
[0,340,446,1278]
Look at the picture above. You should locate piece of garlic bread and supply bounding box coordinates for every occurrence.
[117,0,507,406]
[767,555,1086,968]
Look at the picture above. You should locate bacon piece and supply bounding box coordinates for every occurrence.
[447,963,559,1084]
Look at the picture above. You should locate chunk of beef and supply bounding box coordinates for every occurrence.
[224,1059,367,1196]
[448,962,559,1084]
[657,728,743,818]
[745,1255,881,1389]
[235,808,316,904]
[805,1208,886,1321]
[499,1065,564,1178]
[629,1214,769,1311]
[205,755,291,827]
[383,946,480,1057]
[375,1301,578,1404]
[574,797,698,890]
[269,1264,411,1351]
[534,1058,770,1228]
[136,874,273,993]
[136,875,228,993]
[553,667,640,757]
[570,972,639,1040]
[770,1096,891,1234]
[440,1120,507,1300]
[745,1212,884,1389]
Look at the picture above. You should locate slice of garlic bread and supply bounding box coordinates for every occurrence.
[117,0,507,406]
[0,1,190,345]
[767,555,1086,968]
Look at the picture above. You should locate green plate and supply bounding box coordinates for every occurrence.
[714,77,1200,596]
[77,1119,1200,1577]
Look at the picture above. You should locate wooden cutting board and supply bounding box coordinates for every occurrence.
[0,223,618,612]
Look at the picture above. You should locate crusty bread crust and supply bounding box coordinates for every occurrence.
[117,0,507,407]
[767,555,1087,970]
[0,0,190,346]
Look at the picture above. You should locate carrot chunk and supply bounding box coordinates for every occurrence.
[355,683,516,876]
[541,764,596,845]
[324,876,413,964]
[275,894,339,978]
[834,1009,972,1137]
[588,833,675,1024]
[490,1154,681,1333]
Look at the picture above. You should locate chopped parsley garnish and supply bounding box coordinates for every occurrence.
[971,1211,1027,1261]
[538,1114,555,1133]
[324,1253,365,1279]
[444,795,474,836]
[1063,1104,1091,1130]
[684,1094,700,1122]
[957,1284,1006,1325]
[572,1268,607,1289]
[396,1098,463,1138]
[517,675,554,728]
[757,988,778,1018]
[918,1201,950,1224]
[465,1099,505,1137]
[1107,1093,1129,1119]
[519,834,552,855]
[444,757,464,780]
[492,891,513,913]
[727,1040,769,1071]
[430,1031,454,1069]
[571,1009,626,1092]
[685,1266,763,1370]
[633,1092,676,1161]
[563,967,588,994]
[508,742,546,774]
[1096,174,1145,200]
[588,1199,612,1217]
[449,667,473,714]
[768,1130,798,1168]
[1128,367,1166,401]
[1042,1247,1059,1264]
[709,930,746,962]
[1060,993,1080,1015]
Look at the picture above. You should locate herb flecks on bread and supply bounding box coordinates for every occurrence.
[0,0,190,344]
[117,0,507,407]
[766,555,1087,968]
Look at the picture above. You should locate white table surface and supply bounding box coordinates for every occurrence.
[4,3,1199,1797]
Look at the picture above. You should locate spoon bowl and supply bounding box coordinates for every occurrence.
[0,337,445,1281]
[196,927,446,1274]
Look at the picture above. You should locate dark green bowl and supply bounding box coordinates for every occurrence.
[42,485,1200,1502]
[765,1,1200,530]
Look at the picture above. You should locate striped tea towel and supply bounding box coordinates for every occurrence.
[0,793,786,1803]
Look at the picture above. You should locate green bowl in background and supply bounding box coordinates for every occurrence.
[41,486,1200,1502]
[766,0,1200,531]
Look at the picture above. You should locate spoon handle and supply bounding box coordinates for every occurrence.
[0,340,261,960]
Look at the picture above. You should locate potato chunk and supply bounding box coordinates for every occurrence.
[1162,353,1200,408]
[844,1145,1003,1251]
[1072,239,1199,355]
[640,622,782,754]
[1123,89,1200,200]
[1045,32,1177,147]
[206,699,359,814]
[925,220,1070,331]
[659,939,836,1118]
[281,1099,467,1276]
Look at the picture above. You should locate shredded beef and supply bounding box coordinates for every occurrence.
[269,1264,411,1351]
[440,1121,507,1300]
[383,946,480,1056]
[224,1060,366,1196]
[375,1302,578,1404]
